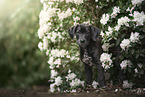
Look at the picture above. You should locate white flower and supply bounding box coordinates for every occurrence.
[39,8,57,25]
[71,89,77,93]
[100,53,112,63]
[129,32,140,43]
[43,36,48,50]
[137,88,142,94]
[137,63,143,68]
[135,68,138,73]
[100,31,105,37]
[100,14,110,25]
[95,0,98,2]
[104,65,110,70]
[46,49,50,56]
[118,16,131,27]
[114,25,121,31]
[47,57,55,69]
[73,16,80,22]
[50,49,68,58]
[54,58,61,68]
[120,39,131,50]
[102,43,111,51]
[115,89,119,92]
[120,60,133,69]
[40,0,45,3]
[131,0,144,6]
[66,73,77,81]
[55,76,63,86]
[57,87,60,92]
[132,11,145,26]
[68,69,71,73]
[37,27,45,39]
[111,6,120,18]
[70,78,84,88]
[106,0,109,2]
[92,81,99,89]
[100,53,113,69]
[38,42,43,51]
[105,26,113,37]
[66,0,73,3]
[50,31,57,43]
[43,3,49,11]
[50,83,55,93]
[58,8,72,20]
[51,70,58,78]
[74,0,83,4]
[46,7,57,18]
[123,80,133,89]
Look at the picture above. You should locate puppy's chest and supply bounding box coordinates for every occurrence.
[82,49,94,66]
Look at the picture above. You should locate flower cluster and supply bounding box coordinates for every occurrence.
[132,11,145,26]
[100,14,110,25]
[118,16,131,28]
[120,32,140,50]
[92,81,99,89]
[130,32,140,43]
[58,8,73,21]
[120,39,131,51]
[100,53,113,70]
[120,60,133,70]
[102,43,111,51]
[70,78,84,88]
[50,76,63,92]
[111,6,120,18]
[66,70,84,89]
[47,49,70,69]
[51,70,58,79]
[66,72,77,81]
[123,80,134,89]
[131,0,144,6]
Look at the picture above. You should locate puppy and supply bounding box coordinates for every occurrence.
[68,24,105,87]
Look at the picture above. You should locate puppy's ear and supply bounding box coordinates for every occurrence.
[68,25,79,39]
[90,25,100,41]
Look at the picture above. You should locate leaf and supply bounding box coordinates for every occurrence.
[131,49,135,55]
[136,54,139,59]
[121,33,126,39]
[128,68,131,73]
[116,38,121,46]
[140,53,145,57]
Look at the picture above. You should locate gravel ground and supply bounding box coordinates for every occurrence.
[0,86,145,97]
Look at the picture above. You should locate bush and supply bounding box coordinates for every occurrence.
[38,0,145,92]
[0,0,49,88]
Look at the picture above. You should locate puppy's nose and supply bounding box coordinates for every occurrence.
[80,39,85,43]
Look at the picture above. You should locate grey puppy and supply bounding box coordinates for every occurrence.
[68,24,105,87]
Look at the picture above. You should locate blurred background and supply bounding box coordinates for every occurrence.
[0,0,49,89]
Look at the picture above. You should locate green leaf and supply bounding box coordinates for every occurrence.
[136,54,139,59]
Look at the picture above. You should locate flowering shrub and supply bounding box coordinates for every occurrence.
[38,0,145,92]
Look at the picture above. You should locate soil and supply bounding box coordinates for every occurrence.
[0,86,145,97]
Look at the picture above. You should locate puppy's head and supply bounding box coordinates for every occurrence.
[68,24,100,47]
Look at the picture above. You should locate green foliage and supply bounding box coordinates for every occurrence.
[0,0,49,88]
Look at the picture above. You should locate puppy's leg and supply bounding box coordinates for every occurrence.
[96,63,105,87]
[85,64,92,85]
[93,55,105,87]
[113,46,125,82]
[79,47,92,85]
